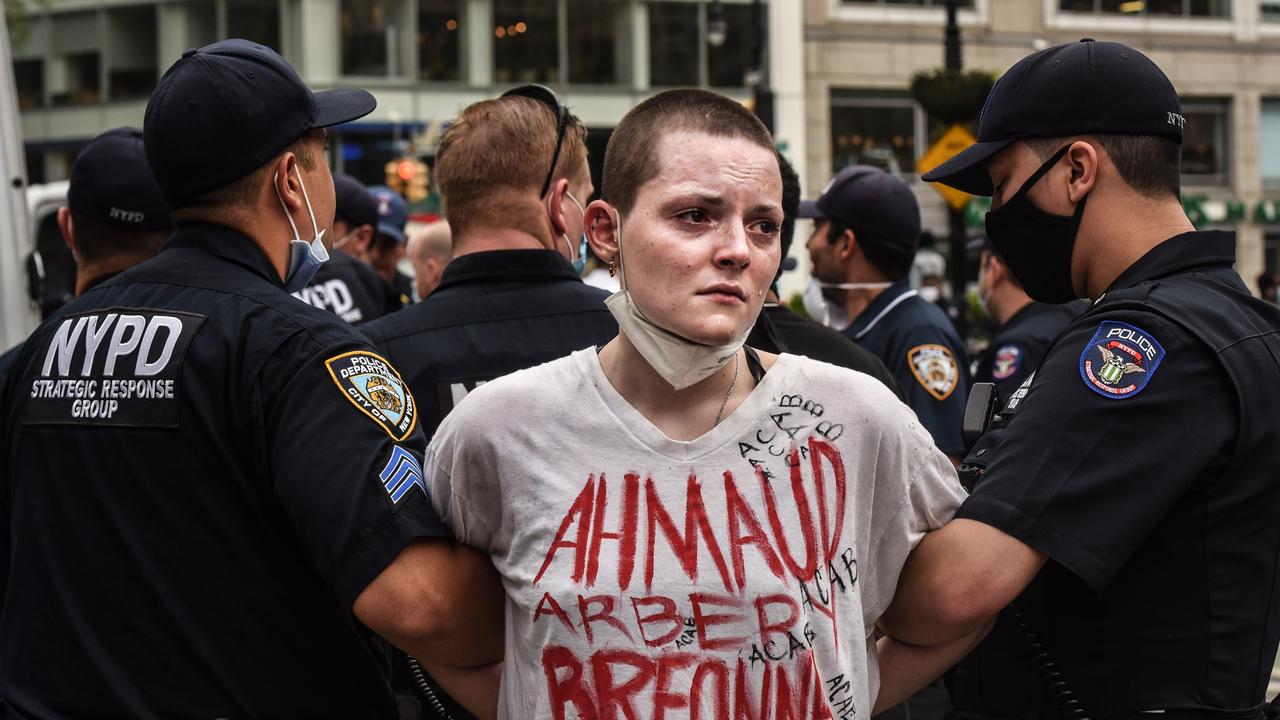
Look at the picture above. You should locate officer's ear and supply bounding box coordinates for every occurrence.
[835,226,858,262]
[57,206,78,259]
[585,199,619,265]
[545,177,572,236]
[272,151,307,213]
[1066,140,1099,204]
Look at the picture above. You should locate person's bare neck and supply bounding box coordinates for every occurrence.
[990,286,1032,327]
[452,227,549,258]
[841,264,893,322]
[74,252,156,296]
[1079,192,1194,299]
[597,333,752,442]
[173,203,292,280]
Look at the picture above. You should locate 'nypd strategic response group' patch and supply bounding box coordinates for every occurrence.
[992,345,1022,381]
[908,344,960,401]
[325,350,417,440]
[1078,321,1165,400]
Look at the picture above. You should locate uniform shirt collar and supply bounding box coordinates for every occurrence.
[436,249,582,291]
[1106,230,1236,293]
[847,277,914,337]
[165,222,283,286]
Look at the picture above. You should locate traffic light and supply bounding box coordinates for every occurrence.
[383,157,429,203]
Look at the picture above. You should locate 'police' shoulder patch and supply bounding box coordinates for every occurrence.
[992,344,1022,381]
[908,344,959,401]
[325,350,418,440]
[1078,321,1165,400]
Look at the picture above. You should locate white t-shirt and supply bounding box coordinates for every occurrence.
[426,349,966,720]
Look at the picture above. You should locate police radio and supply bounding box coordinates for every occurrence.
[958,382,1004,491]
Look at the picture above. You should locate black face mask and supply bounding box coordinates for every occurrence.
[984,144,1088,304]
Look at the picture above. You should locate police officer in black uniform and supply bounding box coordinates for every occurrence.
[293,173,399,324]
[0,39,500,718]
[802,166,969,459]
[0,127,171,387]
[369,185,416,309]
[970,238,1083,400]
[880,40,1280,717]
[748,154,900,396]
[363,85,616,438]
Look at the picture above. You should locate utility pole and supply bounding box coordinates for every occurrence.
[944,0,968,336]
[749,0,773,133]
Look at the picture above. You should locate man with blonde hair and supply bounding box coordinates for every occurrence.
[364,85,616,439]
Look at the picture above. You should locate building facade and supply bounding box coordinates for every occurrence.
[804,0,1280,294]
[9,0,803,212]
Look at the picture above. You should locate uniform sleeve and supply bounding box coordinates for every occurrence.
[260,339,452,611]
[957,309,1236,593]
[860,392,969,627]
[885,327,970,457]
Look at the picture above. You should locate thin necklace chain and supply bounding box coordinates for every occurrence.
[714,352,740,426]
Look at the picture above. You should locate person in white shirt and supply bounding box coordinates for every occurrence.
[423,88,985,720]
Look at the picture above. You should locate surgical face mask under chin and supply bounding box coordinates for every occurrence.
[604,211,750,391]
[801,277,891,330]
[563,191,589,275]
[918,285,941,304]
[274,167,328,293]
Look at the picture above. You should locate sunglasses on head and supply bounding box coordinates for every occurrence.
[501,84,570,199]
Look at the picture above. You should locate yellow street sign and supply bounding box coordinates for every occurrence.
[917,124,976,211]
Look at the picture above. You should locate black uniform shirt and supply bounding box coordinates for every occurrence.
[843,278,970,455]
[748,303,901,398]
[972,300,1084,401]
[959,231,1280,715]
[292,250,399,324]
[362,249,618,438]
[0,222,448,719]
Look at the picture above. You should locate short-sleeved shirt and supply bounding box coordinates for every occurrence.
[0,222,449,718]
[843,279,970,456]
[362,248,618,438]
[958,231,1280,714]
[748,303,902,398]
[971,300,1084,402]
[292,250,400,324]
[425,349,967,719]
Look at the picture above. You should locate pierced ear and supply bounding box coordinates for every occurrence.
[585,200,618,263]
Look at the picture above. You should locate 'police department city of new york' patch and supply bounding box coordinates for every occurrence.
[1078,321,1165,400]
[325,350,417,440]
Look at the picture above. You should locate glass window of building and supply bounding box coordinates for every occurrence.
[13,60,44,109]
[649,2,699,86]
[1181,99,1229,185]
[51,12,101,107]
[830,91,920,176]
[418,0,462,81]
[106,6,158,101]
[567,0,630,85]
[1059,0,1229,16]
[840,0,973,6]
[227,0,282,51]
[1263,100,1280,188]
[342,0,407,77]
[494,0,559,84]
[1264,0,1280,20]
[707,3,759,88]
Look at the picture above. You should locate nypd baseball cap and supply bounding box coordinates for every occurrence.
[333,173,379,230]
[143,38,376,203]
[67,128,170,232]
[369,186,409,244]
[922,39,1184,196]
[799,165,922,249]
